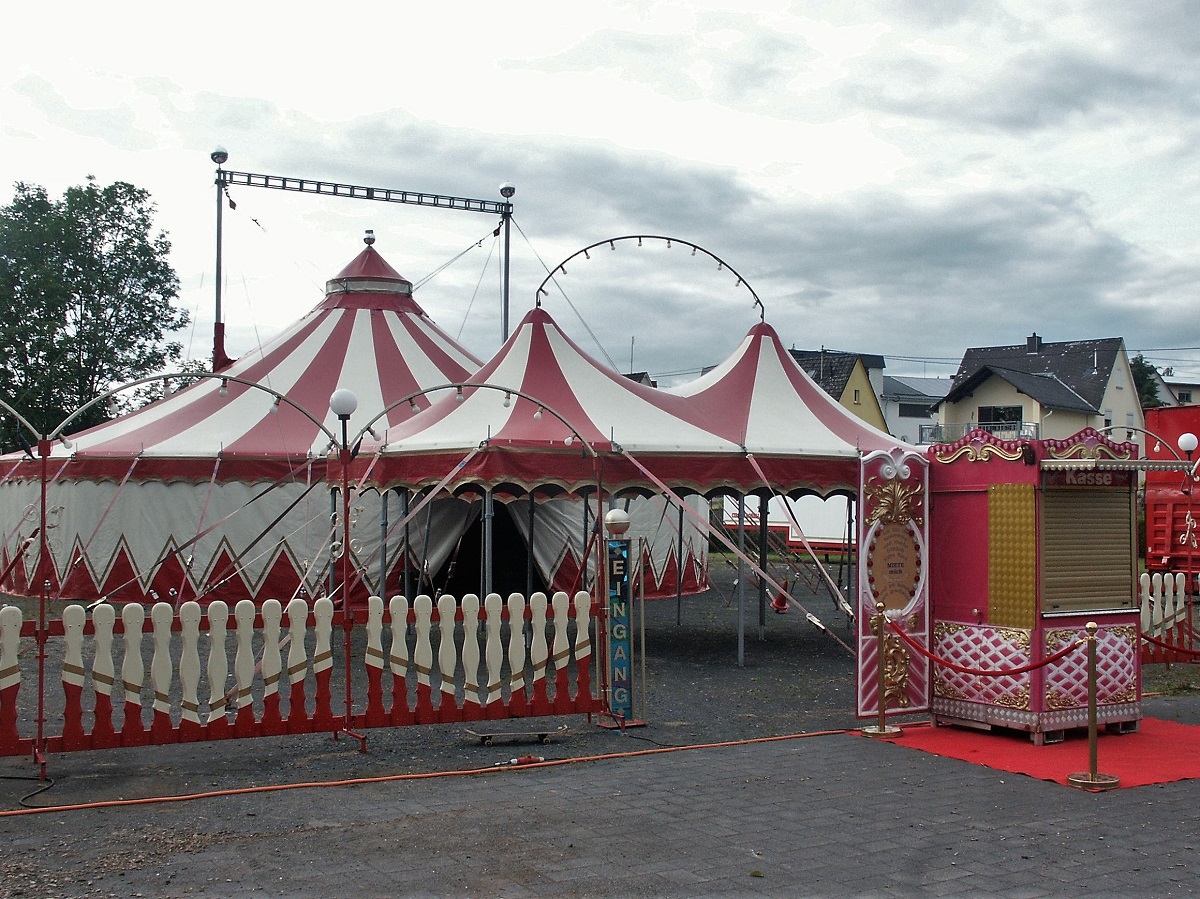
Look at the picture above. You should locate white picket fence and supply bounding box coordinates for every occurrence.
[0,591,599,757]
[1140,572,1189,641]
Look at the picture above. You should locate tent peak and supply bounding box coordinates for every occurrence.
[320,243,425,313]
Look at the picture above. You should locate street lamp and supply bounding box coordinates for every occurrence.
[329,387,365,750]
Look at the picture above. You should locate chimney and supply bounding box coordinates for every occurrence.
[1026,333,1042,354]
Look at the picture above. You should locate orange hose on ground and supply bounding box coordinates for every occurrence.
[0,728,869,818]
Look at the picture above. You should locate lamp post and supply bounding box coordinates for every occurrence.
[329,387,365,750]
[499,182,515,341]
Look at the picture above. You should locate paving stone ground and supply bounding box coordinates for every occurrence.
[3,567,1199,897]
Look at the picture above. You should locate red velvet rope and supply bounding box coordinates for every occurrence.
[1141,630,1200,658]
[886,620,1085,676]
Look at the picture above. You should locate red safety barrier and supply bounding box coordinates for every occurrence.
[0,592,601,762]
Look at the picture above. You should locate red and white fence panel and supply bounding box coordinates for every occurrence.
[0,591,598,758]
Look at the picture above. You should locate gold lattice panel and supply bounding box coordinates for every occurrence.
[989,483,1036,628]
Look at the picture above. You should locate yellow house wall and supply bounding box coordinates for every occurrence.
[839,361,889,431]
[1097,346,1146,438]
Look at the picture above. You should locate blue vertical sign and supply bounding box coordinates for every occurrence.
[607,538,632,720]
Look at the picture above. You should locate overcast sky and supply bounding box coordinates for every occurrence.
[3,1,1199,388]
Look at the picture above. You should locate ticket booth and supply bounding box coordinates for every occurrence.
[926,429,1141,744]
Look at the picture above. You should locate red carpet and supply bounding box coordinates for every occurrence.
[876,718,1200,788]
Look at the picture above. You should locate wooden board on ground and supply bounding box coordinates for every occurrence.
[464,724,569,746]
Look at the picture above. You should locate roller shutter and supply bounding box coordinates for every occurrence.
[1041,487,1136,613]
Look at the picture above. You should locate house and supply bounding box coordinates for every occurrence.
[932,333,1144,444]
[1163,373,1200,405]
[878,375,951,444]
[788,348,889,431]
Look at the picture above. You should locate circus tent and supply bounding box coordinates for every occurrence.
[0,242,712,604]
[0,243,486,603]
[356,308,908,595]
[366,310,901,496]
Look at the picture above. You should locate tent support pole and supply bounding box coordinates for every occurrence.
[483,489,494,596]
[583,497,591,589]
[676,501,684,626]
[328,488,338,599]
[526,491,536,598]
[402,489,412,600]
[379,489,389,599]
[737,495,746,668]
[845,497,855,596]
[759,494,768,639]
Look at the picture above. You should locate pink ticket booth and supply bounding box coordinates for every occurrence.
[925,429,1141,744]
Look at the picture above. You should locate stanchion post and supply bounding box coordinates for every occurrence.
[862,601,901,738]
[1068,621,1119,790]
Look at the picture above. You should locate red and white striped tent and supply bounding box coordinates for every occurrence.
[0,244,712,604]
[0,244,485,604]
[358,310,905,594]
[362,306,725,595]
[667,320,900,487]
[368,312,899,497]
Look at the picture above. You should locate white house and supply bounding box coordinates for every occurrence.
[932,333,1144,444]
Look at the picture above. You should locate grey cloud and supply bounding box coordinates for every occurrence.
[844,47,1180,133]
[11,74,158,151]
[170,97,1198,382]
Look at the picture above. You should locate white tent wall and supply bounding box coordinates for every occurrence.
[722,494,855,551]
[508,494,710,598]
[0,476,475,604]
[0,471,709,604]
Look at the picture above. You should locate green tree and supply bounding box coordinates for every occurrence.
[0,177,188,441]
[1129,353,1164,409]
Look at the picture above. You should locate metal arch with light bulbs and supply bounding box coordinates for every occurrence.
[534,235,766,322]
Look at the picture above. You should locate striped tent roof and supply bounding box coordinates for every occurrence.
[364,312,905,496]
[41,244,481,482]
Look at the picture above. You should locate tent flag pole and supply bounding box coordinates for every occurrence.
[617,448,854,655]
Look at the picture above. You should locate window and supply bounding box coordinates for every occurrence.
[1180,390,1193,404]
[853,389,861,404]
[899,402,933,418]
[977,405,1022,425]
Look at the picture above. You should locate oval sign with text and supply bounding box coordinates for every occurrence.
[866,519,922,612]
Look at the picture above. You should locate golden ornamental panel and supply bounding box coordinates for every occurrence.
[988,483,1036,628]
[1042,427,1136,461]
[931,430,1024,464]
